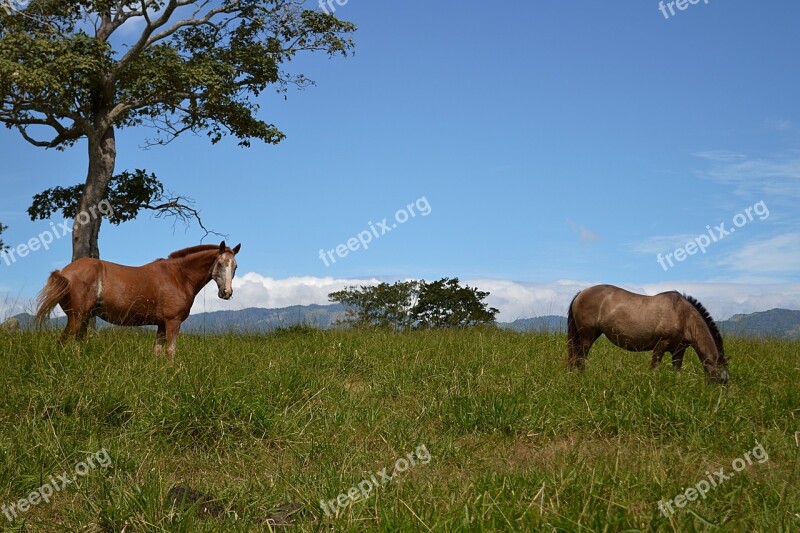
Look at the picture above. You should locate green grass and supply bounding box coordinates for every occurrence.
[0,327,798,531]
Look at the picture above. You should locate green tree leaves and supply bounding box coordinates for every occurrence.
[330,280,420,331]
[0,0,356,149]
[329,278,499,331]
[0,1,356,259]
[28,169,217,235]
[413,278,499,330]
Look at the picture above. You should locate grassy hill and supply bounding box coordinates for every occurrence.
[0,328,797,531]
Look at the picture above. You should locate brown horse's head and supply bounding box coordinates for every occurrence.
[684,295,728,384]
[212,241,241,300]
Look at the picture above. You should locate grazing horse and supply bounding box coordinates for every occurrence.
[36,241,241,357]
[566,284,728,384]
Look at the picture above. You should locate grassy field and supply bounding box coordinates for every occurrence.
[0,327,797,532]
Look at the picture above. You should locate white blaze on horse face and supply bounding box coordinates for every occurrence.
[213,254,237,300]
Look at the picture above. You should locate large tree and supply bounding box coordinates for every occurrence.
[329,278,500,331]
[330,281,421,331]
[412,277,499,329]
[0,0,355,260]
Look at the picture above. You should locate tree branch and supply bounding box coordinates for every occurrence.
[143,196,225,240]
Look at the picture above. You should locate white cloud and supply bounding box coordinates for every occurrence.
[695,151,800,199]
[467,279,800,321]
[192,275,595,321]
[718,233,800,274]
[629,234,698,255]
[566,220,600,242]
[764,118,793,132]
[638,281,800,320]
[705,158,800,183]
[465,279,590,321]
[0,296,33,321]
[693,150,747,162]
[191,273,382,315]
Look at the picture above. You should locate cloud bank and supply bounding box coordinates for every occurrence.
[189,273,800,322]
[4,274,798,323]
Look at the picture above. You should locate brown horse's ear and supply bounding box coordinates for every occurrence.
[232,243,241,255]
[219,241,226,252]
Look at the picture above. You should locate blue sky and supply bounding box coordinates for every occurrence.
[1,0,799,320]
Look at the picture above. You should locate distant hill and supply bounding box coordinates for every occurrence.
[501,315,567,333]
[8,304,346,334]
[503,309,800,340]
[6,306,800,339]
[180,304,345,333]
[718,308,800,340]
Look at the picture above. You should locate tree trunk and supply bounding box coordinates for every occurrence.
[72,125,115,261]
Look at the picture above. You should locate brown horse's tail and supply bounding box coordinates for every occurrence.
[566,292,580,363]
[35,271,70,328]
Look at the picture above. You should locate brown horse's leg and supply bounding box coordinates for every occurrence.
[570,332,598,371]
[153,324,167,357]
[577,338,594,370]
[59,312,85,345]
[164,320,181,358]
[567,338,581,369]
[568,330,595,370]
[567,335,585,369]
[74,314,92,341]
[671,347,686,371]
[650,340,670,369]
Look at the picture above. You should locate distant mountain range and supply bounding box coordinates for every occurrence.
[5,306,800,340]
[5,304,347,334]
[180,304,346,332]
[503,308,800,340]
[501,315,568,333]
[718,308,800,340]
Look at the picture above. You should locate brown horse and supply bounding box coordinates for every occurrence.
[36,241,241,357]
[567,284,728,383]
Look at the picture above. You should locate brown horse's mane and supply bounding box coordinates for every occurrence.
[683,295,726,362]
[166,245,221,260]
